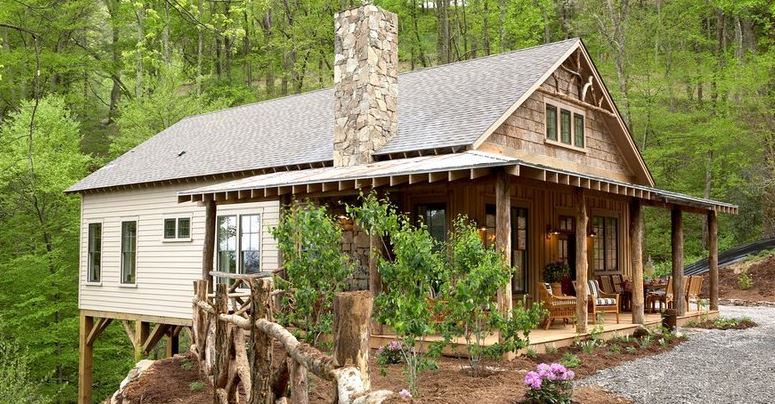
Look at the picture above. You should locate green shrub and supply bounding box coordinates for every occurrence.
[625,346,637,354]
[272,201,354,347]
[545,344,558,354]
[0,340,50,403]
[737,272,753,290]
[525,347,539,359]
[608,344,621,355]
[559,352,581,368]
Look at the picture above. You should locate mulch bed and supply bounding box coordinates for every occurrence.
[118,333,682,403]
[702,254,775,302]
[685,318,758,330]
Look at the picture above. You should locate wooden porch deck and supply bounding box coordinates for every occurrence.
[371,310,717,356]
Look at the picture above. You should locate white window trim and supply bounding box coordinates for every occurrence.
[120,218,139,286]
[544,97,587,153]
[215,212,263,280]
[161,214,193,242]
[85,220,103,286]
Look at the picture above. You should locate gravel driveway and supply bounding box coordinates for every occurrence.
[578,305,775,404]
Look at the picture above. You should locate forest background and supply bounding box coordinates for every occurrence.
[0,0,772,401]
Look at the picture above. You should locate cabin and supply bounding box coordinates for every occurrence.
[68,4,736,403]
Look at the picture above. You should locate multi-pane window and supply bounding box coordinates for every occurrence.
[417,204,447,242]
[545,104,558,141]
[87,223,102,283]
[557,216,575,265]
[164,217,191,240]
[545,101,585,148]
[593,216,618,272]
[121,221,137,284]
[217,214,261,278]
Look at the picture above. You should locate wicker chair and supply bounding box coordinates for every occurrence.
[573,280,620,324]
[686,276,704,311]
[536,282,576,330]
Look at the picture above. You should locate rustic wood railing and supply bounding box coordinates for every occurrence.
[191,273,392,404]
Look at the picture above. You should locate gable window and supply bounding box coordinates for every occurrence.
[592,216,618,272]
[545,100,585,150]
[163,217,192,240]
[121,221,137,284]
[217,214,262,280]
[545,105,558,141]
[87,223,102,283]
[417,203,447,242]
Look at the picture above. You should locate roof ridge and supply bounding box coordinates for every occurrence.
[179,38,581,123]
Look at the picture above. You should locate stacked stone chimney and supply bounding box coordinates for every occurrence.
[333,4,398,167]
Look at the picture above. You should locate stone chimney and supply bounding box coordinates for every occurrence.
[333,4,398,167]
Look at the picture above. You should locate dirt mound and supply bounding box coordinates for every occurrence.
[120,352,212,403]
[703,254,775,302]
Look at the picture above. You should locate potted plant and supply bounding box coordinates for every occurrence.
[543,261,570,296]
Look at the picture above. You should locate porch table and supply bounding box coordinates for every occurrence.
[644,282,668,313]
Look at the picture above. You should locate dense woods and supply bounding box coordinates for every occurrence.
[0,0,772,401]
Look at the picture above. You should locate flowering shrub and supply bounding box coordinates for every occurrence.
[523,363,575,404]
[398,389,413,399]
[376,340,404,365]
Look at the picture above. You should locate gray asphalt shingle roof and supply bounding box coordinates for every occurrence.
[68,38,579,192]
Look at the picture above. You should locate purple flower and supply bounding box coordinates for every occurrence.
[524,371,543,389]
[563,370,575,381]
[549,363,567,374]
[399,389,412,399]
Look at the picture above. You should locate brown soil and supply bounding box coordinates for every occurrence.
[119,335,680,403]
[120,352,213,403]
[702,254,775,302]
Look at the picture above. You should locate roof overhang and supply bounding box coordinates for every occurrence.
[177,151,737,214]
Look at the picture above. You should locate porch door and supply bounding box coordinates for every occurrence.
[485,205,528,295]
[557,215,576,295]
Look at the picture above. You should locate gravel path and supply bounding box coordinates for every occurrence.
[578,305,775,404]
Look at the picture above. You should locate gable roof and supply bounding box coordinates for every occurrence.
[67,38,581,193]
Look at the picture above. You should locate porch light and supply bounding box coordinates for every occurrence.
[336,215,353,229]
[545,225,560,238]
[589,230,598,238]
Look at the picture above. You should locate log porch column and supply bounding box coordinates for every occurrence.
[203,199,217,290]
[629,199,645,324]
[495,169,512,320]
[671,207,686,316]
[708,210,719,311]
[573,188,588,333]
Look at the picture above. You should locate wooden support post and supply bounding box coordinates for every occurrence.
[134,320,149,361]
[166,328,180,358]
[78,313,94,404]
[368,234,383,334]
[193,280,209,358]
[143,323,170,354]
[333,291,373,391]
[708,210,719,311]
[214,284,229,403]
[671,207,686,316]
[289,359,309,404]
[495,169,512,321]
[630,199,645,324]
[203,199,217,291]
[574,188,589,333]
[249,278,274,404]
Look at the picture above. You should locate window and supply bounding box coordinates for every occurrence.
[217,214,262,279]
[593,216,618,272]
[545,101,585,149]
[545,104,558,141]
[164,217,191,240]
[121,221,137,284]
[557,216,575,265]
[560,109,572,144]
[87,223,102,283]
[417,204,447,242]
[485,205,529,294]
[240,215,261,274]
[574,113,585,147]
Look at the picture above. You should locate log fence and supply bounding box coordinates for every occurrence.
[191,272,392,404]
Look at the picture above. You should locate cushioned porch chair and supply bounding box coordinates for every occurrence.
[573,279,620,324]
[536,283,577,330]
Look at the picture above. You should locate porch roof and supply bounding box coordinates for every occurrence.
[177,151,737,214]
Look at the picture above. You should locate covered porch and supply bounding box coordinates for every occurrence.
[178,150,737,336]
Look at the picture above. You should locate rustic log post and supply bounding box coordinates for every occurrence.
[708,210,719,311]
[333,291,373,391]
[193,280,209,358]
[630,199,645,324]
[368,234,383,334]
[671,207,686,316]
[289,359,309,404]
[249,277,274,404]
[214,284,229,403]
[203,199,217,291]
[495,169,513,318]
[574,188,589,333]
[78,313,94,404]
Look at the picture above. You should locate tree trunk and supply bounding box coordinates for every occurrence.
[574,188,588,333]
[671,207,685,316]
[332,292,373,390]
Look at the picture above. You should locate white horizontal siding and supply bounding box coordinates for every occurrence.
[78,182,280,320]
